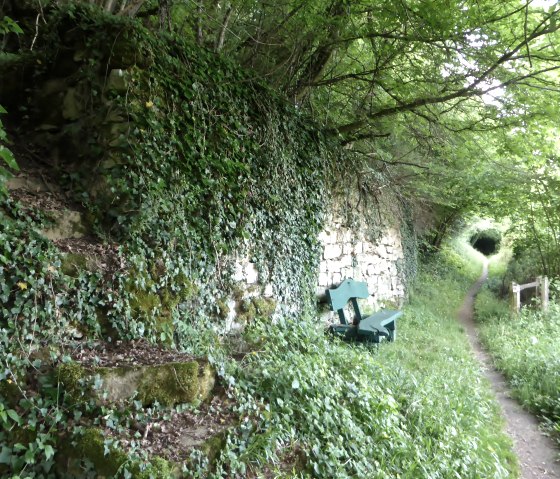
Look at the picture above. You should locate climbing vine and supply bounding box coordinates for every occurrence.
[2,3,336,346]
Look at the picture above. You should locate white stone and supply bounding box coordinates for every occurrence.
[263,284,274,297]
[327,260,342,272]
[340,255,352,268]
[318,272,330,287]
[224,299,239,332]
[352,264,363,280]
[340,267,352,279]
[366,263,376,276]
[245,263,258,284]
[40,210,87,241]
[342,243,353,255]
[331,272,342,285]
[320,229,337,245]
[324,244,342,260]
[317,230,330,244]
[319,261,328,273]
[362,241,373,253]
[233,262,245,282]
[338,230,352,244]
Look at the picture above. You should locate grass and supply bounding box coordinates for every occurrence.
[215,246,518,478]
[457,218,560,447]
[476,281,560,445]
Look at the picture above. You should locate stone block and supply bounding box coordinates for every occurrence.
[352,264,363,280]
[340,255,353,268]
[57,360,214,407]
[340,267,352,279]
[327,260,342,272]
[332,272,342,285]
[244,263,258,284]
[316,286,327,298]
[362,241,373,254]
[338,230,352,244]
[7,175,54,193]
[233,262,244,282]
[106,69,128,92]
[62,88,82,120]
[318,272,329,287]
[224,299,239,332]
[40,210,88,241]
[324,244,342,260]
[318,229,337,245]
[366,263,376,276]
[263,284,274,297]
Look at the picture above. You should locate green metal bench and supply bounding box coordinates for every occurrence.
[326,278,402,343]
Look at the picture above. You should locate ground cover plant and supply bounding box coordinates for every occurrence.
[476,284,560,447]
[213,248,517,478]
[0,3,531,477]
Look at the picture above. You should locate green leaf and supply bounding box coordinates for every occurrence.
[0,146,18,170]
[24,447,35,464]
[7,409,21,425]
[43,444,55,460]
[0,446,12,465]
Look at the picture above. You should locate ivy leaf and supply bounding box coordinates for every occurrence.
[24,447,35,464]
[0,146,18,171]
[0,446,12,465]
[43,444,55,461]
[7,409,21,425]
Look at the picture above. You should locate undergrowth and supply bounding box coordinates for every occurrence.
[213,249,517,478]
[476,286,560,447]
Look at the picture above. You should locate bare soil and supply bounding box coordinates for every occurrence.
[458,260,560,478]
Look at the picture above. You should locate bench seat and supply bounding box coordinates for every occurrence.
[326,278,402,344]
[358,309,402,341]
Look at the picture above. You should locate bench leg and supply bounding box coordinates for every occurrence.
[385,320,396,341]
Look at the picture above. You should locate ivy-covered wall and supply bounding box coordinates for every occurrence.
[1,4,413,348]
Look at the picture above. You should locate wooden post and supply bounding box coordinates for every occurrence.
[541,276,549,312]
[511,282,521,313]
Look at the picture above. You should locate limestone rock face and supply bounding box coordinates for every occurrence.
[100,361,215,406]
[40,210,88,241]
[57,360,215,407]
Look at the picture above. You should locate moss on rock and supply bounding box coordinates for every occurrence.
[135,457,176,479]
[216,297,230,320]
[60,252,90,277]
[200,430,227,465]
[237,297,277,323]
[58,428,178,478]
[57,361,88,400]
[137,361,199,406]
[92,361,215,406]
[74,428,128,477]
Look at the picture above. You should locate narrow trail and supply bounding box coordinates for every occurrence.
[458,259,560,479]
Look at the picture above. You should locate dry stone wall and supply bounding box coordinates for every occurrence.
[231,209,407,326]
[316,216,406,323]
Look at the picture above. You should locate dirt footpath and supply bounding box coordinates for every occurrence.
[458,259,560,478]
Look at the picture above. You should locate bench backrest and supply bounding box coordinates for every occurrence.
[326,278,369,325]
